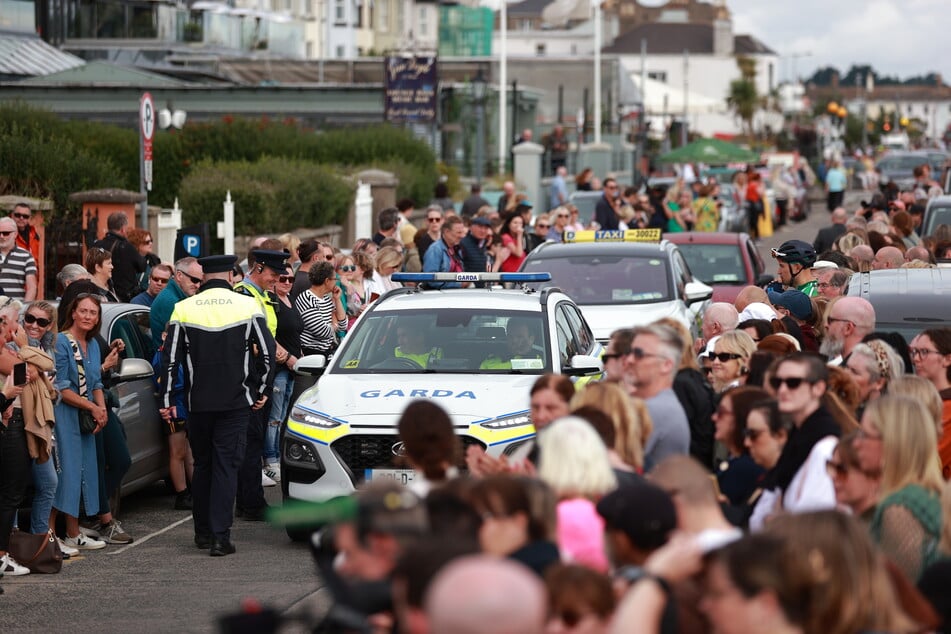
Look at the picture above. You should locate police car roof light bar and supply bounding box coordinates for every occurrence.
[391,272,552,284]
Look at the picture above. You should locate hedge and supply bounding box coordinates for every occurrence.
[178,157,353,236]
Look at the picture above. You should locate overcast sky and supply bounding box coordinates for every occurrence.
[724,0,950,83]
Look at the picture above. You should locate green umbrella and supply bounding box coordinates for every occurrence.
[658,138,759,165]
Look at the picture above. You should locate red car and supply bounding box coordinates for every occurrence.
[665,232,771,304]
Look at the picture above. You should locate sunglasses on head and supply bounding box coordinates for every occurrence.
[23,314,51,327]
[339,265,356,272]
[769,376,811,390]
[709,352,742,363]
[278,275,294,283]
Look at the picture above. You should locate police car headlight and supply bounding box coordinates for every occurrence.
[480,413,533,430]
[290,405,340,429]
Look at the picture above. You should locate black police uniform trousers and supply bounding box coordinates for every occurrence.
[236,405,268,514]
[188,407,249,541]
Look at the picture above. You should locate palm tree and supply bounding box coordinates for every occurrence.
[727,56,759,138]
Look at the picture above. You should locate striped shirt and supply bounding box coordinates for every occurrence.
[294,289,346,354]
[0,247,37,300]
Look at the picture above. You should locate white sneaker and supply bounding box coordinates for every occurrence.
[0,553,30,576]
[264,462,281,483]
[262,470,277,487]
[64,533,106,550]
[57,538,80,557]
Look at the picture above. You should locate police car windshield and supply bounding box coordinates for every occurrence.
[674,243,745,286]
[521,255,672,305]
[334,309,552,374]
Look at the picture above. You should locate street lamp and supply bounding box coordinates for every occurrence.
[472,69,487,185]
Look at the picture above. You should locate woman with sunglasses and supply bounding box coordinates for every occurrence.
[340,252,372,330]
[126,228,160,295]
[712,386,768,509]
[709,330,757,393]
[265,265,304,484]
[83,247,119,302]
[50,294,109,550]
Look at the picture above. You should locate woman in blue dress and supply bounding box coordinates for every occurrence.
[51,294,109,551]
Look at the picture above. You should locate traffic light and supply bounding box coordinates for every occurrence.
[883,122,891,132]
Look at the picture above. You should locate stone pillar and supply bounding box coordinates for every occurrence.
[351,169,398,246]
[579,142,613,181]
[512,141,544,212]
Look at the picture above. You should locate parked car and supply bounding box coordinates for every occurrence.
[876,151,941,190]
[666,232,772,304]
[845,268,951,341]
[922,195,951,238]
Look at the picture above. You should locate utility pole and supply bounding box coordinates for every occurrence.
[682,49,688,147]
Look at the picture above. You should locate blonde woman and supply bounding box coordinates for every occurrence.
[856,395,944,581]
[365,246,403,298]
[889,375,943,437]
[571,382,651,472]
[709,330,757,392]
[845,340,904,406]
[538,417,616,572]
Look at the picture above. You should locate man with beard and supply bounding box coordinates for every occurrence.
[820,296,875,366]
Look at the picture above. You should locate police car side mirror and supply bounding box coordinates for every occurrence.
[684,281,713,305]
[563,354,603,377]
[294,354,327,376]
[114,358,153,381]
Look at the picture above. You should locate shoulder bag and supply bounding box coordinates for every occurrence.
[7,528,63,574]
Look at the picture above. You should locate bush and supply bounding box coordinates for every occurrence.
[178,157,353,236]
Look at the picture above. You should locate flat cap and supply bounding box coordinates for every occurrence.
[198,254,237,274]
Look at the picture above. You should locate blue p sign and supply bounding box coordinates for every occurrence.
[183,234,201,256]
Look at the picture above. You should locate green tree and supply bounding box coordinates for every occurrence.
[727,56,758,138]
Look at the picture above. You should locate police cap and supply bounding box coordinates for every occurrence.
[250,249,289,273]
[198,254,237,274]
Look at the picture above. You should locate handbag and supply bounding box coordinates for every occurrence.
[65,333,96,435]
[7,528,63,574]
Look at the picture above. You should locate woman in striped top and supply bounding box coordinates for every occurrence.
[294,261,347,356]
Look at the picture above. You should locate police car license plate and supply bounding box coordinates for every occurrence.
[364,468,416,486]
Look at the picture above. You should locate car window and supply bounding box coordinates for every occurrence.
[109,311,155,362]
[560,303,594,354]
[924,204,951,236]
[677,243,746,285]
[522,254,672,305]
[553,308,577,367]
[334,308,551,374]
[671,251,691,292]
[747,241,763,278]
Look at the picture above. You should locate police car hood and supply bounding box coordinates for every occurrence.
[300,374,537,424]
[579,302,686,341]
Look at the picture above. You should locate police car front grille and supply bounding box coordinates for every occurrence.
[331,435,486,482]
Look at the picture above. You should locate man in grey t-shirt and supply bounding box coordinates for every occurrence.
[624,324,691,471]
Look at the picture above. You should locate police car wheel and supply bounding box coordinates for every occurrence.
[370,357,425,371]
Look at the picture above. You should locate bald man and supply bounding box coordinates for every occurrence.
[873,246,904,270]
[695,302,740,353]
[734,285,770,314]
[905,245,932,264]
[820,296,876,364]
[849,245,875,273]
[426,556,546,634]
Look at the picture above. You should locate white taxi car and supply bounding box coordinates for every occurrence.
[281,273,602,532]
[520,229,713,342]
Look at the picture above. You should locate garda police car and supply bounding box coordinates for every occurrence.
[520,229,713,342]
[281,273,602,525]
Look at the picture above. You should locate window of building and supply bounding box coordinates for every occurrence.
[536,43,545,56]
[419,6,428,37]
[648,71,667,83]
[336,44,345,58]
[378,0,388,32]
[334,0,344,23]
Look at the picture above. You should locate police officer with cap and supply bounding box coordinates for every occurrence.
[233,248,286,520]
[159,254,276,556]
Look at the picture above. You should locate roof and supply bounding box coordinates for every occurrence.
[847,268,951,317]
[374,288,554,313]
[507,0,553,17]
[17,61,192,88]
[666,231,748,246]
[526,240,673,259]
[0,33,85,78]
[605,23,775,56]
[68,189,146,204]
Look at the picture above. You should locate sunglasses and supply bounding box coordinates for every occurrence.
[144,239,153,244]
[743,428,766,441]
[602,353,623,362]
[339,265,356,272]
[150,276,170,284]
[12,213,30,220]
[0,231,14,237]
[177,270,202,285]
[628,347,664,361]
[278,275,294,283]
[709,352,742,363]
[536,223,550,229]
[427,217,442,223]
[825,459,849,477]
[324,255,334,261]
[23,314,51,327]
[769,376,811,391]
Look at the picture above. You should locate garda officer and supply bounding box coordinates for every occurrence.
[480,319,543,370]
[158,254,275,556]
[233,249,286,519]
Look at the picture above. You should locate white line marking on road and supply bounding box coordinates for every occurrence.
[107,515,192,555]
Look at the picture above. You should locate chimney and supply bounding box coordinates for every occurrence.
[713,18,733,56]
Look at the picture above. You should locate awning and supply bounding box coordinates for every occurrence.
[0,33,85,78]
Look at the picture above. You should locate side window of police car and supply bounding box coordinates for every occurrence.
[554,307,577,367]
[561,304,593,354]
[672,252,690,296]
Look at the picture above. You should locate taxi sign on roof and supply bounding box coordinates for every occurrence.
[563,229,662,243]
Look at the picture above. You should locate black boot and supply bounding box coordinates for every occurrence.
[174,490,193,511]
